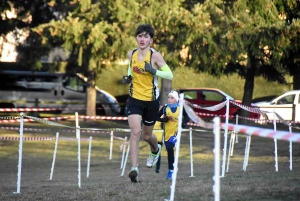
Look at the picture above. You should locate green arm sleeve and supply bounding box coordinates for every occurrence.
[155,65,173,80]
[128,65,132,76]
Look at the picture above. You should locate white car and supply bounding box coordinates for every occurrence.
[253,90,300,122]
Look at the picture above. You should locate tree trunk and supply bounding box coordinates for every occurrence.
[240,61,256,124]
[293,68,300,90]
[160,79,172,107]
[86,70,96,117]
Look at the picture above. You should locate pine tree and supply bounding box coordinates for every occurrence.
[274,0,300,89]
[34,0,195,115]
[186,0,300,119]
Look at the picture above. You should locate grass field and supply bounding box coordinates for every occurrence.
[1,119,300,201]
[96,65,292,100]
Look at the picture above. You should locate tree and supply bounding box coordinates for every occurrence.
[274,0,300,89]
[0,1,73,69]
[34,1,122,116]
[15,0,75,70]
[109,0,197,105]
[35,0,196,115]
[185,0,300,120]
[0,1,32,59]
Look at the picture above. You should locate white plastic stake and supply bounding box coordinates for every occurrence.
[235,115,239,143]
[120,137,127,169]
[109,131,113,160]
[121,145,130,176]
[221,97,230,177]
[76,112,79,139]
[273,110,278,172]
[213,117,220,201]
[49,132,59,180]
[87,136,92,178]
[77,126,81,188]
[289,124,292,170]
[14,113,24,194]
[168,93,184,201]
[189,127,195,177]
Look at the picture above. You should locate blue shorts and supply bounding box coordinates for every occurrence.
[126,96,159,126]
[165,136,177,149]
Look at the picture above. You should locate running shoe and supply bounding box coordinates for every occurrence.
[146,144,162,168]
[166,169,173,179]
[128,167,139,183]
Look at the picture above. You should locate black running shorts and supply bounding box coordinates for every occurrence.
[126,96,159,126]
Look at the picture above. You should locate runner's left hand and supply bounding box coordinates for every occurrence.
[144,62,157,75]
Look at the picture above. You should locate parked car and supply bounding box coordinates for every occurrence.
[252,90,300,122]
[0,70,121,116]
[178,88,260,120]
[252,95,278,104]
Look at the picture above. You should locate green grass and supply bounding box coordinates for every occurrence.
[96,65,292,100]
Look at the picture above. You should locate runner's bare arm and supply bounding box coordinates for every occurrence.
[127,50,133,76]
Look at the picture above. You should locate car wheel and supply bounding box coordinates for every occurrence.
[0,103,15,108]
[96,104,105,116]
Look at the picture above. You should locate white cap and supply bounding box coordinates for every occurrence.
[168,90,179,102]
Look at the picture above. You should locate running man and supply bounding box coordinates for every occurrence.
[122,24,173,182]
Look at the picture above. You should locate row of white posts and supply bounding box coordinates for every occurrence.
[14,112,95,193]
[12,108,220,200]
[226,109,294,173]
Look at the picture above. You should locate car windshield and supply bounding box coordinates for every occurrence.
[216,90,234,100]
[270,92,290,103]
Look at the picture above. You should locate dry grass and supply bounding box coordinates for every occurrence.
[1,119,300,201]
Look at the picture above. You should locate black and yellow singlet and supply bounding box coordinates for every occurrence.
[129,48,159,101]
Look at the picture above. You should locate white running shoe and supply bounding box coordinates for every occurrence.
[128,167,139,183]
[146,144,162,168]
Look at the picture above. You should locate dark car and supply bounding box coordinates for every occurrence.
[115,94,129,116]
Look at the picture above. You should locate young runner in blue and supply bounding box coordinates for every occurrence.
[157,90,189,179]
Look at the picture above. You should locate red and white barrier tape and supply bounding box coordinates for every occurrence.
[0,115,128,122]
[195,112,234,118]
[0,136,90,141]
[0,126,116,134]
[113,136,126,141]
[185,100,227,111]
[120,141,130,150]
[0,136,55,141]
[0,115,129,131]
[0,107,106,112]
[0,119,33,123]
[0,108,64,112]
[229,100,264,114]
[221,122,300,142]
[0,116,74,123]
[78,116,128,120]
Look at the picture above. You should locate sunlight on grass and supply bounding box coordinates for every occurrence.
[96,65,291,99]
[0,133,122,161]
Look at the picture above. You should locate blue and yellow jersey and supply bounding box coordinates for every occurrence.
[129,48,159,101]
[164,106,181,141]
